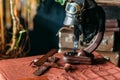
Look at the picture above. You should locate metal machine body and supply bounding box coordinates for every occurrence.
[63,0,105,64]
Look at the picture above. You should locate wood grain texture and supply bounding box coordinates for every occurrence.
[96,0,120,5]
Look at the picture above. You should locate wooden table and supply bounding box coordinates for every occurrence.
[0,51,120,80]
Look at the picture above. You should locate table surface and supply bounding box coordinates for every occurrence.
[0,51,120,80]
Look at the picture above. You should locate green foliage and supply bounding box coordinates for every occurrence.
[55,0,66,5]
[37,0,45,6]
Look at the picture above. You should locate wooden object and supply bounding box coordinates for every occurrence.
[105,19,119,32]
[95,0,120,5]
[58,29,115,51]
[97,19,119,51]
[63,50,95,65]
[59,19,120,52]
[5,0,12,29]
[96,32,114,51]
[63,54,93,64]
[0,0,5,50]
[64,63,72,72]
[58,28,74,49]
[34,49,58,66]
[33,57,59,76]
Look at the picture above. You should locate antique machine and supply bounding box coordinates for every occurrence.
[31,0,105,75]
[61,0,105,64]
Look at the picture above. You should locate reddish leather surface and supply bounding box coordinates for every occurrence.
[0,52,120,80]
[17,76,49,80]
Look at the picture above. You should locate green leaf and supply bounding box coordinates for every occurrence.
[55,0,66,6]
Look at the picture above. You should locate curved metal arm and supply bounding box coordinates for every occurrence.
[83,31,104,53]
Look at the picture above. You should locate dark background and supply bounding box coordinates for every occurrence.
[28,0,66,55]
